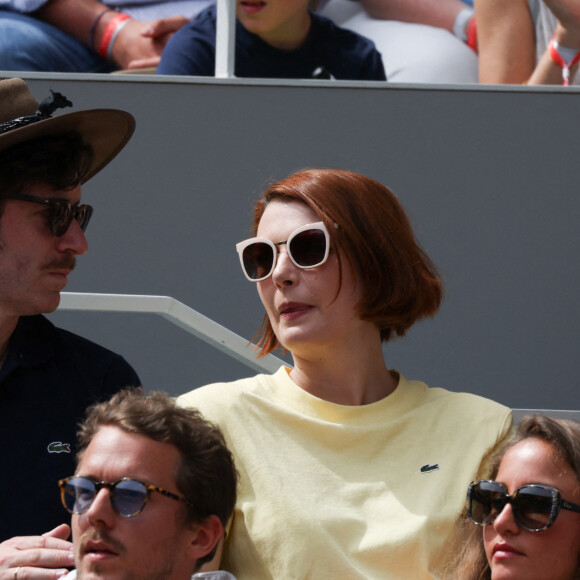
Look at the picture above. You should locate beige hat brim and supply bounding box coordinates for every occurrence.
[0,107,136,183]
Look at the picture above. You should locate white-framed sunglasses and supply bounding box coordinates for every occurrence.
[236,221,330,282]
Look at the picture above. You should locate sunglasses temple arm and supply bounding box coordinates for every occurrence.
[562,499,580,513]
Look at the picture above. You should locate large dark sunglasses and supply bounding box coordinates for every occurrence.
[467,479,580,532]
[5,192,93,237]
[58,476,194,518]
[236,221,330,282]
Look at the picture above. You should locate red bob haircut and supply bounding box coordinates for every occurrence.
[250,168,443,356]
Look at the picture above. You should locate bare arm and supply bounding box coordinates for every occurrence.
[359,0,469,32]
[475,0,580,84]
[34,0,188,70]
[0,525,74,580]
[34,0,107,46]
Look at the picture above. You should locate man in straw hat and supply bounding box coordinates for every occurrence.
[0,78,140,546]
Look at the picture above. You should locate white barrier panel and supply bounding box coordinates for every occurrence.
[58,292,286,375]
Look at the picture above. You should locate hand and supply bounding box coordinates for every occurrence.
[0,525,74,579]
[112,16,189,70]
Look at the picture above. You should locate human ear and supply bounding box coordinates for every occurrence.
[187,514,224,562]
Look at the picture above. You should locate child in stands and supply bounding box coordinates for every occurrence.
[157,0,386,79]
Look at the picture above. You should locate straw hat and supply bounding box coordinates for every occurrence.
[0,77,135,182]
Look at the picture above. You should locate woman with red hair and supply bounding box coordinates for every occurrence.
[179,168,512,579]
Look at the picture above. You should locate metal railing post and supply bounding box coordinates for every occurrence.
[215,0,236,78]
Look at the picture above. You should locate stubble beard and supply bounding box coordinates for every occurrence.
[77,555,178,580]
[76,535,182,580]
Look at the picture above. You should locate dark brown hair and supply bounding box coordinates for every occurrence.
[250,168,443,355]
[0,132,93,213]
[77,388,238,568]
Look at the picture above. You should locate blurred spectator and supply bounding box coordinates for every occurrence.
[475,0,580,85]
[0,0,213,72]
[316,0,478,83]
[157,0,386,80]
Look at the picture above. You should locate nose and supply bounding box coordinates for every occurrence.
[492,502,520,535]
[271,245,298,287]
[55,218,89,255]
[85,488,115,528]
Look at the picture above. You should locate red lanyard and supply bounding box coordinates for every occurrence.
[548,35,580,86]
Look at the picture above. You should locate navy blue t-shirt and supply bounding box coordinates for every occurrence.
[0,315,140,540]
[157,6,386,80]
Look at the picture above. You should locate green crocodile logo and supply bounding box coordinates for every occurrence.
[47,441,71,454]
[420,464,439,474]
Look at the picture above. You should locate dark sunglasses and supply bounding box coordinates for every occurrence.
[58,476,194,518]
[467,479,580,532]
[5,192,93,237]
[236,221,330,282]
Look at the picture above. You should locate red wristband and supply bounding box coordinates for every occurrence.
[466,16,477,53]
[88,8,111,51]
[548,34,580,86]
[98,13,132,60]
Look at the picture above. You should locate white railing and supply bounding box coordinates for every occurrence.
[58,292,286,374]
[215,0,236,78]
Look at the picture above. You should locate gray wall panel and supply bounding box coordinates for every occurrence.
[11,74,577,409]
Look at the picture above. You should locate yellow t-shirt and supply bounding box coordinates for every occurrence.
[178,367,511,580]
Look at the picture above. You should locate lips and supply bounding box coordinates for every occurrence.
[44,256,76,285]
[80,533,125,562]
[278,302,312,318]
[84,540,118,557]
[239,1,266,15]
[47,269,72,278]
[492,542,524,558]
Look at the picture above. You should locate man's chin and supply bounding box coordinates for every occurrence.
[77,558,122,580]
[34,292,62,314]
